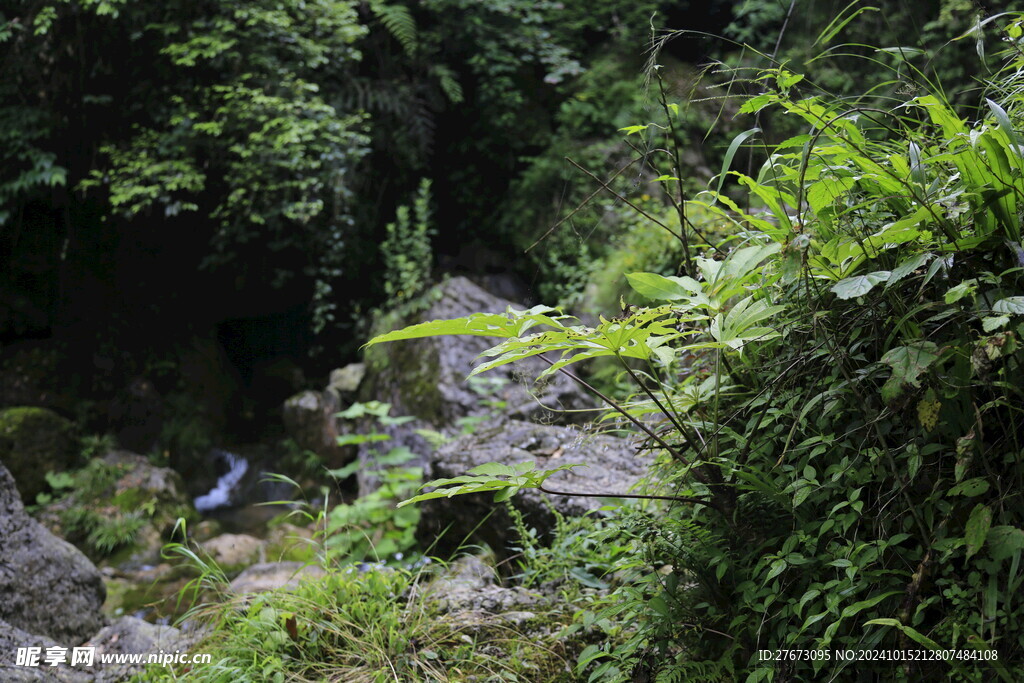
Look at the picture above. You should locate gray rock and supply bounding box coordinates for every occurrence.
[229,562,326,594]
[84,617,191,682]
[329,363,366,395]
[356,277,595,495]
[0,463,106,646]
[362,276,594,428]
[282,390,348,468]
[200,533,264,571]
[416,419,647,556]
[425,555,538,614]
[0,618,92,682]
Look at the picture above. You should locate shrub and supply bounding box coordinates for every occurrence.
[366,13,1024,681]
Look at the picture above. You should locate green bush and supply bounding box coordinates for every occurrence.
[366,13,1024,681]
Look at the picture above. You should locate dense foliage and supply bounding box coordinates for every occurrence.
[368,10,1024,681]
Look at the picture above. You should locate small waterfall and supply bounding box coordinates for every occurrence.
[194,449,249,513]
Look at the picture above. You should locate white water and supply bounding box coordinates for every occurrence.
[193,450,249,513]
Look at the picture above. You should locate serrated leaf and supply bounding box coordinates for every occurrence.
[887,253,933,287]
[832,271,890,299]
[468,462,520,477]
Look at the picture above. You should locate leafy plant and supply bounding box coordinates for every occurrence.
[366,12,1024,681]
[321,402,424,565]
[381,178,436,305]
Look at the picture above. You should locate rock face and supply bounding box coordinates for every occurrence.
[0,616,193,682]
[0,406,77,502]
[355,277,595,495]
[84,617,193,682]
[362,276,593,428]
[416,419,647,556]
[0,463,106,646]
[281,390,348,468]
[425,554,538,614]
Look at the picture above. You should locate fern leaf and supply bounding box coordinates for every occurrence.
[369,1,417,56]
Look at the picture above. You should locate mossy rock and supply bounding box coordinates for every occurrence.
[0,406,77,502]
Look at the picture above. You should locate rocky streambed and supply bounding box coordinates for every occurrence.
[0,276,654,680]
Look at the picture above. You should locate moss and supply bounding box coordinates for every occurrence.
[0,406,77,501]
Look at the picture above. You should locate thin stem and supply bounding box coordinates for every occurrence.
[538,355,709,486]
[537,483,711,507]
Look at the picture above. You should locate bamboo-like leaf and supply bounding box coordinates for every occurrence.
[713,128,760,199]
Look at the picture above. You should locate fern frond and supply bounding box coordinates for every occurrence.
[369,1,417,56]
[431,64,464,104]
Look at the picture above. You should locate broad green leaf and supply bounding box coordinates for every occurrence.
[880,342,939,387]
[807,176,857,217]
[831,271,890,299]
[625,272,701,301]
[993,297,1024,314]
[468,462,521,477]
[965,504,993,560]
[987,526,1024,561]
[887,253,933,287]
[942,278,974,303]
[948,477,990,497]
[983,316,1010,332]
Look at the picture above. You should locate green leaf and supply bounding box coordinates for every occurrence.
[879,342,939,387]
[987,98,1022,156]
[840,591,901,619]
[983,316,1010,332]
[625,272,701,301]
[365,307,560,347]
[831,271,890,299]
[948,478,990,497]
[887,253,933,287]
[468,462,521,477]
[987,526,1024,561]
[713,128,760,199]
[965,504,993,560]
[993,297,1024,314]
[944,279,978,304]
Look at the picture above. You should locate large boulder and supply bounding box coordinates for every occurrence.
[0,618,92,682]
[355,277,595,495]
[281,390,348,468]
[416,419,647,556]
[0,406,78,502]
[0,463,106,646]
[361,276,593,428]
